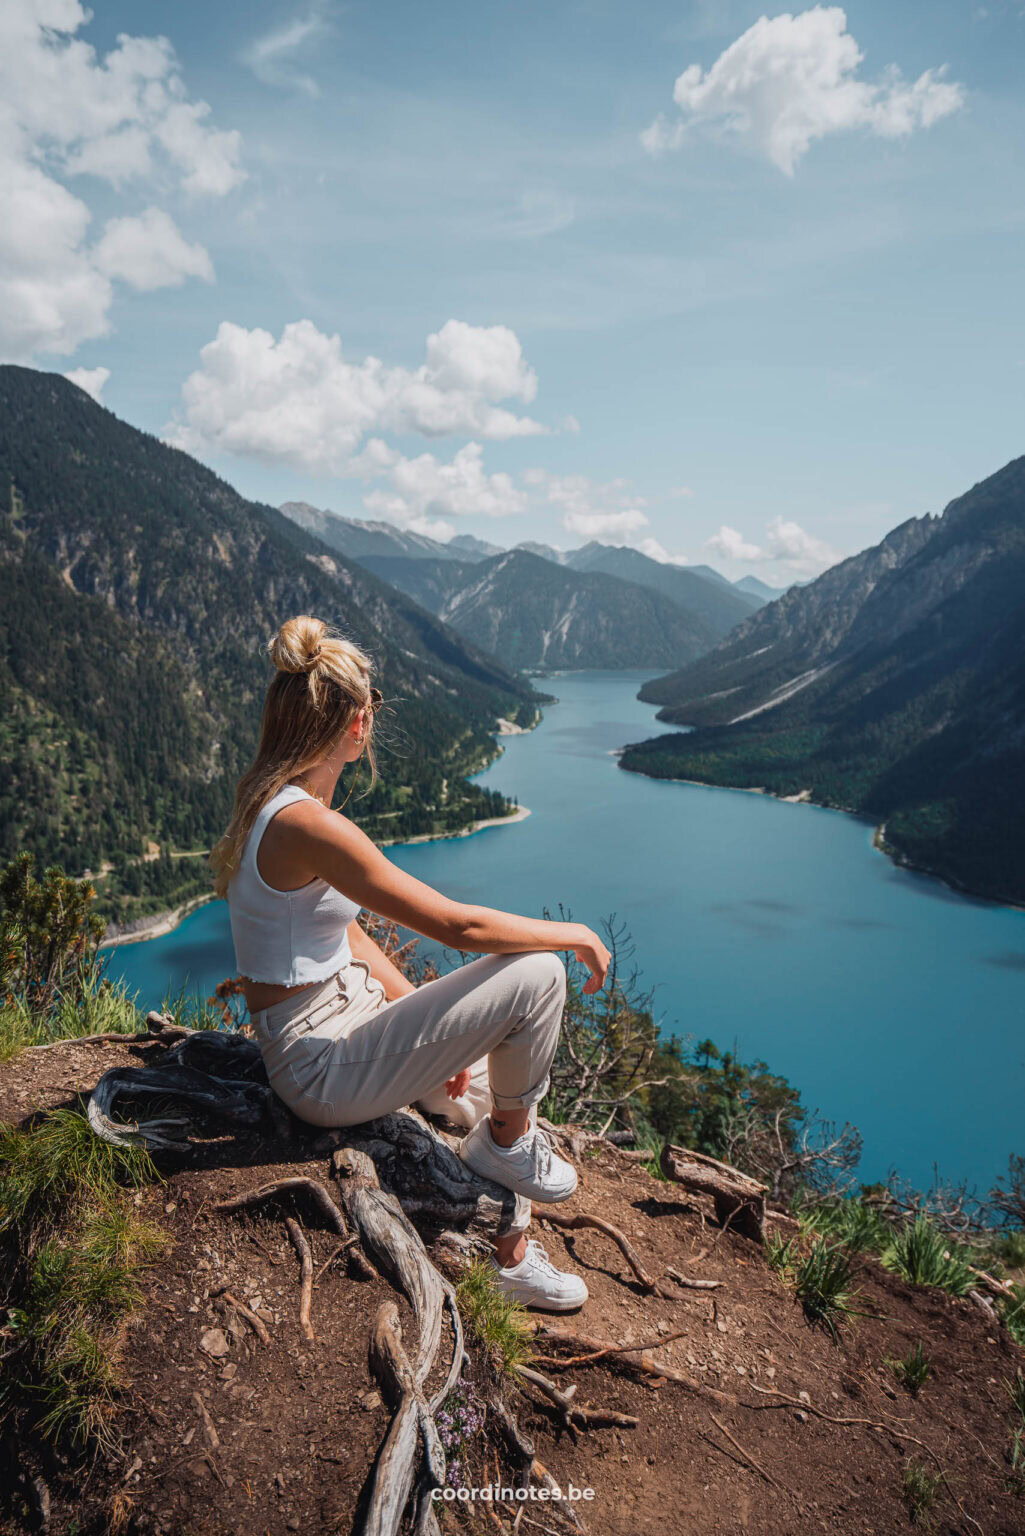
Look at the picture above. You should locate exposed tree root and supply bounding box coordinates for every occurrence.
[532,1327,688,1369]
[532,1323,736,1407]
[666,1265,722,1292]
[213,1177,348,1235]
[364,1301,446,1536]
[705,1413,797,1503]
[540,1210,664,1295]
[284,1218,315,1342]
[519,1365,639,1433]
[744,1384,982,1535]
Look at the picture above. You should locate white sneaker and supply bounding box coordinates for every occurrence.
[493,1240,588,1312]
[459,1119,578,1203]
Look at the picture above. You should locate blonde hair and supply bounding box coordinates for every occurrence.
[210,616,377,898]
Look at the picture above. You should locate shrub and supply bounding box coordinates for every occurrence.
[883,1218,974,1296]
[0,853,105,1017]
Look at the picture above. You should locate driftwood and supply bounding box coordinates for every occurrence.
[659,1143,767,1243]
[518,1365,639,1432]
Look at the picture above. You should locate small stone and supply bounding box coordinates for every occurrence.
[360,1390,383,1411]
[221,1363,237,1382]
[795,1410,808,1423]
[199,1327,229,1359]
[798,1390,811,1404]
[287,1522,301,1532]
[164,1202,177,1215]
[765,1366,776,1380]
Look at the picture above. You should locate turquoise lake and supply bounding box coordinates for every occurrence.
[105,670,1025,1197]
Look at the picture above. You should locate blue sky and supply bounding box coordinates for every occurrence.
[4,1,1024,581]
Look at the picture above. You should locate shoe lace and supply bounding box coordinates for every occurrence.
[526,1241,560,1279]
[531,1128,553,1176]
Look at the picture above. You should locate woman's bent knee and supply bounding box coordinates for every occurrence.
[509,948,566,1000]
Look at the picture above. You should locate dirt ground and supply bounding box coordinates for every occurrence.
[2,1036,1023,1536]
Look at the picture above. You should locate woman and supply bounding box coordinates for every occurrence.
[211,616,611,1312]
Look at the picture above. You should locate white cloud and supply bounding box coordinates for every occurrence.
[667,484,694,499]
[706,525,764,562]
[637,536,690,565]
[63,364,110,401]
[94,208,214,291]
[0,1,242,361]
[166,318,546,469]
[706,517,839,577]
[362,443,526,537]
[241,5,331,99]
[643,6,964,174]
[523,468,650,544]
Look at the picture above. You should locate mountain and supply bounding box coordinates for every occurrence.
[356,549,719,670]
[279,502,465,562]
[515,540,566,563]
[0,368,539,922]
[560,541,761,637]
[620,457,1025,903]
[735,574,787,603]
[448,532,503,559]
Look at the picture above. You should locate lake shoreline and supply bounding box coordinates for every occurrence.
[100,804,533,948]
[618,754,1022,912]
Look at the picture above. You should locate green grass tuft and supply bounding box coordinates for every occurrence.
[0,1107,155,1235]
[799,1197,888,1255]
[0,1109,167,1451]
[882,1218,975,1296]
[455,1260,534,1379]
[887,1342,932,1397]
[765,1231,799,1277]
[792,1241,863,1342]
[902,1460,940,1527]
[993,1230,1025,1272]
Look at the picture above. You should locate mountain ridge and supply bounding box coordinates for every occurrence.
[0,367,537,920]
[620,455,1025,904]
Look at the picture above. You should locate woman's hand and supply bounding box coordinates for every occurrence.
[571,927,612,994]
[445,1068,472,1100]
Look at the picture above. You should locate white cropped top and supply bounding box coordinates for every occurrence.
[227,784,361,985]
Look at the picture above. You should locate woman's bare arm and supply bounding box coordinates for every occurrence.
[287,802,610,993]
[347,919,415,1001]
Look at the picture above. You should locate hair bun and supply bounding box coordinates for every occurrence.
[269,615,326,674]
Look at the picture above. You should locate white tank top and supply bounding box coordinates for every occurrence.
[227,784,361,985]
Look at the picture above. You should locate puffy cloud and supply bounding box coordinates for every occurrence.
[642,6,964,174]
[637,536,690,565]
[166,318,546,469]
[0,0,242,361]
[706,525,764,562]
[240,5,331,98]
[563,507,649,540]
[63,364,110,401]
[362,443,526,537]
[524,468,649,544]
[706,517,838,577]
[93,208,214,291]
